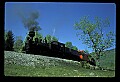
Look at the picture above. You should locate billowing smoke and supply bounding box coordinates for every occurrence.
[52,28,56,36]
[51,28,56,40]
[19,11,41,32]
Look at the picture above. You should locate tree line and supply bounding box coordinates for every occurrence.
[4,30,78,52]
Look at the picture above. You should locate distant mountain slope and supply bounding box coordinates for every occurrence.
[100,49,115,70]
[90,49,115,70]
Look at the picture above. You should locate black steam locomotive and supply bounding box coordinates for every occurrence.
[23,31,96,66]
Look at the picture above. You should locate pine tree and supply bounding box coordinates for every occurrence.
[5,30,14,51]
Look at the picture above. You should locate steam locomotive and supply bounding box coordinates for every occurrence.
[23,31,96,66]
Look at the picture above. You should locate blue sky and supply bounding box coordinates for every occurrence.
[5,2,116,53]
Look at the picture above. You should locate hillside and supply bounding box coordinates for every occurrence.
[90,49,115,70]
[4,51,115,77]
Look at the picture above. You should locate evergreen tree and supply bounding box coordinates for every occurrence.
[5,30,14,51]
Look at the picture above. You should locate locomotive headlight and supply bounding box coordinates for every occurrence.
[79,55,83,59]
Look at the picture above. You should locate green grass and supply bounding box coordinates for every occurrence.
[4,63,115,77]
[4,51,115,77]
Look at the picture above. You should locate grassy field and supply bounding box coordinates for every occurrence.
[4,63,114,77]
[4,50,115,77]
